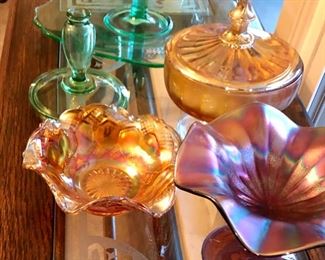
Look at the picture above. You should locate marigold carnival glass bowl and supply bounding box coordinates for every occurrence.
[175,103,325,256]
[22,104,180,217]
[164,0,303,122]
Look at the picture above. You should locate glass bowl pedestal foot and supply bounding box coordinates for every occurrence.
[103,0,173,41]
[29,68,128,120]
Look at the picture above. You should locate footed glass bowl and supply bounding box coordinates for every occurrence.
[164,0,303,121]
[164,23,303,122]
[23,104,180,217]
[175,103,325,256]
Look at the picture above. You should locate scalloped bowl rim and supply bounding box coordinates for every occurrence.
[175,102,325,256]
[23,104,179,217]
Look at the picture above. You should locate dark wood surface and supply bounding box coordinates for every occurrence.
[0,0,59,259]
[0,1,323,260]
[308,248,325,260]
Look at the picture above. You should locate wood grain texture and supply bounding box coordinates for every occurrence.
[308,248,325,260]
[283,97,312,127]
[0,0,59,259]
[53,206,65,260]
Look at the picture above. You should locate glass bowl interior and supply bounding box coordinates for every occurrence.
[175,103,325,256]
[23,104,180,217]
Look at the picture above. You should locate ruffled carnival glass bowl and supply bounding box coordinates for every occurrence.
[23,104,180,217]
[175,103,325,256]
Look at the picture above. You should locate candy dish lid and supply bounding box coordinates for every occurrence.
[166,0,303,93]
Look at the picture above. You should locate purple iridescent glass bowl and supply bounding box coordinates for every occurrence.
[175,103,325,257]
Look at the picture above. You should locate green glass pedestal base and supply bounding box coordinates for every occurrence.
[29,68,129,120]
[103,8,173,41]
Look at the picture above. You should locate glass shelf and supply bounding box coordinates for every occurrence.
[34,0,232,67]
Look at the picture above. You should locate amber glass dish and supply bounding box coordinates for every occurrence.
[23,104,180,217]
[164,0,303,121]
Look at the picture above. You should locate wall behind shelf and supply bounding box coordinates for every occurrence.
[251,0,283,32]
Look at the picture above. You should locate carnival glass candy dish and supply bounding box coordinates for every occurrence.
[23,104,180,216]
[175,103,325,256]
[165,0,303,121]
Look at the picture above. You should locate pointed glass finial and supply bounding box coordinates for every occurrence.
[220,0,256,47]
[29,8,129,120]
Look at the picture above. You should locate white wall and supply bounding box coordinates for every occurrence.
[276,0,325,110]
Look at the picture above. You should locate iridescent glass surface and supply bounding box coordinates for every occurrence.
[23,104,180,216]
[175,103,325,256]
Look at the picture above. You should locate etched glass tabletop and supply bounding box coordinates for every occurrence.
[34,0,233,67]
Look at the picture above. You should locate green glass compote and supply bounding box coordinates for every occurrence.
[33,0,219,67]
[29,8,129,120]
[103,0,173,41]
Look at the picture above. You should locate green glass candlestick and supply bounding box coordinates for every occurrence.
[29,8,129,120]
[61,8,96,94]
[103,0,173,40]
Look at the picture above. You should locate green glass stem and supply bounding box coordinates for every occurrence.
[103,0,173,41]
[29,7,130,120]
[129,0,148,20]
[61,8,96,94]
